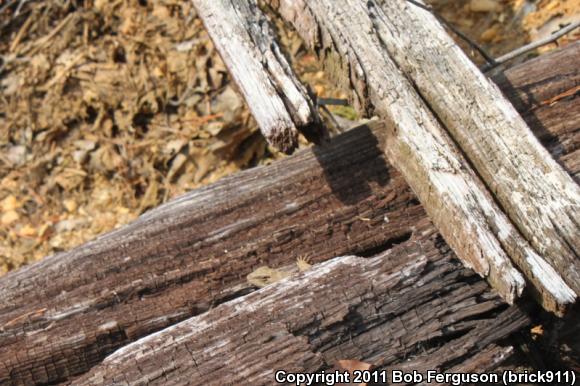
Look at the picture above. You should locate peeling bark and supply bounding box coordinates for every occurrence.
[0,46,578,385]
[266,0,576,309]
[192,0,326,153]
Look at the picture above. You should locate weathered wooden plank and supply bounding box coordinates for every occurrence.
[73,220,531,385]
[267,0,576,310]
[368,1,580,296]
[192,0,326,153]
[0,46,577,384]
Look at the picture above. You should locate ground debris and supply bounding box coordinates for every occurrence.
[0,0,289,272]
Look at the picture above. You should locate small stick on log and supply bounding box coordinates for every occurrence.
[483,21,580,71]
[192,0,326,154]
[266,0,576,309]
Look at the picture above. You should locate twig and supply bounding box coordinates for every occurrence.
[318,103,343,133]
[406,0,497,65]
[0,0,17,15]
[482,21,580,71]
[14,0,32,16]
[317,97,349,106]
[0,0,33,31]
[27,12,75,55]
[8,7,35,52]
[533,85,580,110]
[167,85,204,106]
[0,0,33,17]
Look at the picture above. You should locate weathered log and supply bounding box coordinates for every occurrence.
[265,0,575,309]
[491,43,580,179]
[0,45,578,384]
[73,220,531,385]
[192,0,326,154]
[368,0,580,295]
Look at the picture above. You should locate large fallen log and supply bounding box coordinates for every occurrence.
[74,220,531,385]
[262,0,576,309]
[0,44,578,385]
[192,0,326,153]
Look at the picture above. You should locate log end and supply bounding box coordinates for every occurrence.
[263,123,300,154]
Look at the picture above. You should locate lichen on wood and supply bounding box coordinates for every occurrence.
[371,0,580,295]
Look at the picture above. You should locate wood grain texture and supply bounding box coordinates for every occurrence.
[491,42,580,182]
[73,220,531,386]
[0,46,577,385]
[367,1,580,294]
[192,0,326,153]
[266,0,575,310]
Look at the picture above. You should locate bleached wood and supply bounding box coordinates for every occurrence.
[267,0,577,309]
[192,0,325,154]
[367,0,580,294]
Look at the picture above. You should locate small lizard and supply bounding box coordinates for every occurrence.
[247,256,312,288]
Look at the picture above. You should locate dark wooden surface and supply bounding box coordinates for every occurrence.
[491,43,580,180]
[0,44,578,385]
[73,220,531,385]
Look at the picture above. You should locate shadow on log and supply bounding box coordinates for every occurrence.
[265,0,578,308]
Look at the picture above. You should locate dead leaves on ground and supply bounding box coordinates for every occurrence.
[0,0,277,273]
[432,0,579,63]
